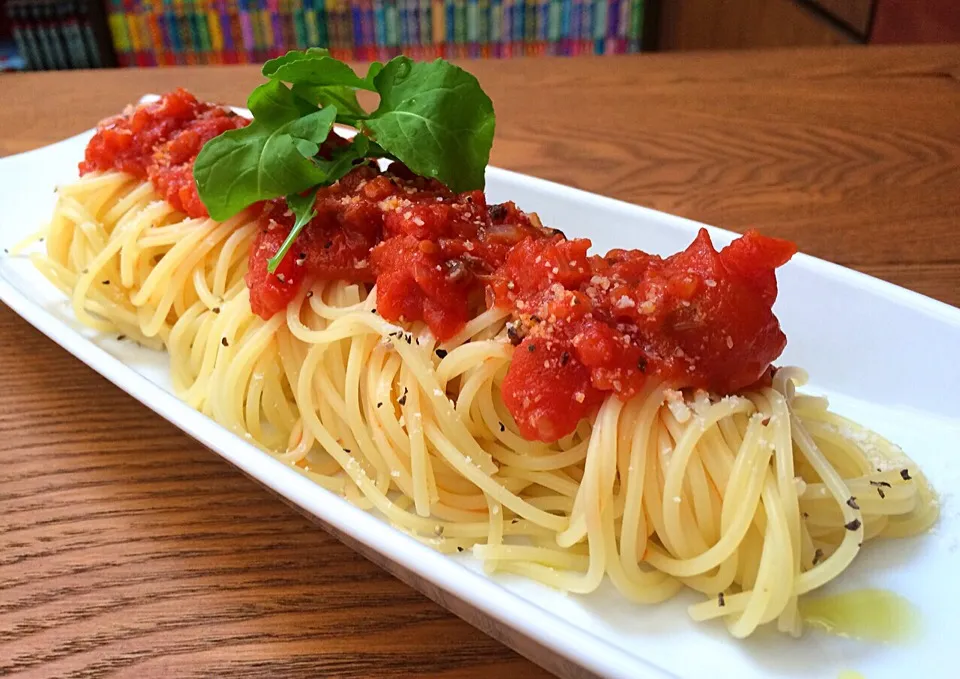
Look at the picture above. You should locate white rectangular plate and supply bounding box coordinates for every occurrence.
[2,126,959,679]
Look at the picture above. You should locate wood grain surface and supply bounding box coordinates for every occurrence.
[2,45,959,678]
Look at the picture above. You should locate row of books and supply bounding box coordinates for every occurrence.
[7,0,112,69]
[107,0,646,66]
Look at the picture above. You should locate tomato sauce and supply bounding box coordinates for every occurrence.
[86,91,797,443]
[80,89,248,218]
[491,230,796,441]
[247,164,547,336]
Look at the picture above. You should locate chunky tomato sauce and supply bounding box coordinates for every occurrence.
[80,89,247,218]
[87,92,797,443]
[491,231,795,440]
[247,164,547,339]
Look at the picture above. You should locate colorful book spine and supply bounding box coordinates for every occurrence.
[107,0,131,66]
[247,0,258,58]
[197,0,211,62]
[569,0,580,55]
[326,0,343,55]
[513,0,523,57]
[396,0,408,54]
[181,0,195,63]
[465,0,476,58]
[203,0,218,62]
[319,0,329,47]
[174,0,193,64]
[81,0,106,66]
[58,3,78,66]
[42,1,69,68]
[350,1,362,59]
[260,0,274,58]
[291,0,306,47]
[61,2,89,68]
[419,0,433,58]
[558,0,570,55]
[300,0,315,47]
[384,0,398,57]
[143,0,166,64]
[121,0,138,65]
[399,0,410,57]
[443,0,453,56]
[617,0,628,53]
[489,0,501,57]
[408,0,421,59]
[133,0,153,65]
[364,0,377,59]
[99,0,648,68]
[277,0,292,56]
[26,2,47,69]
[579,0,591,54]
[398,0,409,56]
[10,2,40,70]
[338,0,354,60]
[628,0,641,52]
[59,2,84,67]
[520,0,529,57]
[478,0,488,57]
[535,0,548,56]
[205,0,223,62]
[159,0,176,64]
[500,0,512,57]
[374,0,387,58]
[591,0,603,53]
[213,0,233,62]
[30,2,49,68]
[174,0,190,64]
[192,0,207,63]
[252,0,265,59]
[606,0,618,55]
[227,0,244,60]
[547,0,560,55]
[431,0,444,57]
[137,0,150,65]
[237,0,254,61]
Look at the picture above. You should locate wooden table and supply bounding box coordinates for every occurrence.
[2,45,959,677]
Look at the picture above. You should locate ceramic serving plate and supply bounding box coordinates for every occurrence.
[1,119,959,679]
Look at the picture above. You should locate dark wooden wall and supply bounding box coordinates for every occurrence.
[658,0,854,50]
[657,0,960,51]
[872,0,960,44]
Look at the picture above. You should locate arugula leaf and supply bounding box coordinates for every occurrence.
[267,188,318,273]
[317,135,372,174]
[260,48,329,77]
[247,81,317,128]
[265,138,372,272]
[360,57,494,192]
[263,50,377,92]
[364,62,384,84]
[194,107,338,221]
[291,83,366,122]
[195,51,496,236]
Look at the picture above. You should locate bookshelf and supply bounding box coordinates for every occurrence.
[1,0,651,69]
[2,0,115,69]
[102,0,652,66]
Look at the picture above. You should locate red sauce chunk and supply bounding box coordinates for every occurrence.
[85,91,798,444]
[80,89,247,218]
[493,230,796,440]
[247,164,547,338]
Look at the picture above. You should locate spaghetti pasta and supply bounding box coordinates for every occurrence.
[21,168,938,638]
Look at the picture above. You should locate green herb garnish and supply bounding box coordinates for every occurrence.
[194,49,495,273]
[267,187,318,274]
